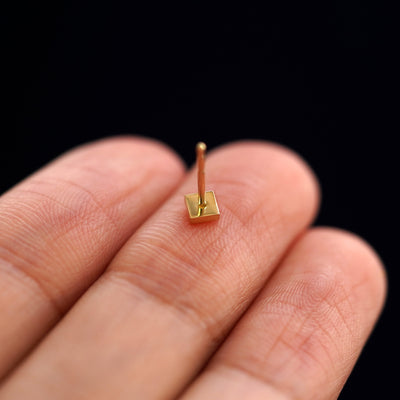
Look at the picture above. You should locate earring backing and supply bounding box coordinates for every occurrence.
[184,142,220,223]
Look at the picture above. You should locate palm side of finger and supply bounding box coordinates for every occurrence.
[0,138,386,400]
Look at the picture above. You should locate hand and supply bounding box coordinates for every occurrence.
[0,138,386,399]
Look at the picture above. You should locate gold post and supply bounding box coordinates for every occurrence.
[196,142,206,208]
[184,142,220,223]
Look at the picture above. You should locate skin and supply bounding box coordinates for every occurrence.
[0,137,386,400]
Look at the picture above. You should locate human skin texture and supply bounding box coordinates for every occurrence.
[0,137,386,400]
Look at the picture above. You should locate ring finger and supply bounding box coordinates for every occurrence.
[181,228,386,400]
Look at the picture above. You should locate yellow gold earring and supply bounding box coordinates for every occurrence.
[184,142,220,223]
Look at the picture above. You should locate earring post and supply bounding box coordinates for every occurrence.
[184,142,220,223]
[196,142,206,208]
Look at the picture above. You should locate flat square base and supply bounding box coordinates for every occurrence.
[184,191,220,223]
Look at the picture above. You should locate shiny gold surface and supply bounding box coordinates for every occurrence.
[196,142,206,207]
[185,142,220,223]
[185,190,220,223]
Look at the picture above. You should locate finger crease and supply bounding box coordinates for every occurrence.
[214,361,294,400]
[0,250,63,318]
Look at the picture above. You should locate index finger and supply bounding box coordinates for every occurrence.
[0,137,185,378]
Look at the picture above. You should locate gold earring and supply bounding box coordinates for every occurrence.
[184,142,220,223]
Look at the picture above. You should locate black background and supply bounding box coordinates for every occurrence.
[3,2,397,398]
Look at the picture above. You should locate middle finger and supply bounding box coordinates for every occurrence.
[1,141,319,400]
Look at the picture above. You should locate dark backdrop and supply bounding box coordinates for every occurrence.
[4,2,397,398]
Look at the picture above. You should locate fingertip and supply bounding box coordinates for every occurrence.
[61,135,186,176]
[306,226,388,312]
[208,140,321,225]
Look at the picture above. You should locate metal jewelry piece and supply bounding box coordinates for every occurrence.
[184,142,220,223]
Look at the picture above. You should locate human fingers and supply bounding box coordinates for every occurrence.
[0,141,319,399]
[0,137,184,378]
[181,228,386,400]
